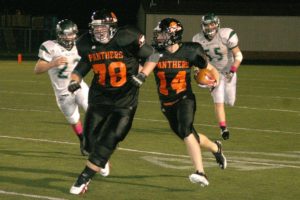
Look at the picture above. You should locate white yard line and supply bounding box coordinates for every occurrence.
[0,190,68,200]
[0,134,299,198]
[0,107,299,135]
[0,135,299,168]
[134,117,300,135]
[1,89,300,100]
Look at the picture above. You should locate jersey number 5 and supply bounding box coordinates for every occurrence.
[157,71,186,95]
[92,62,127,87]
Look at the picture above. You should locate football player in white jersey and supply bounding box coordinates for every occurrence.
[192,13,243,140]
[34,19,89,155]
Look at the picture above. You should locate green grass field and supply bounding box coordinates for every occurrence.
[0,61,299,200]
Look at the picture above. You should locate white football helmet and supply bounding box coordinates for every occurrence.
[201,13,220,40]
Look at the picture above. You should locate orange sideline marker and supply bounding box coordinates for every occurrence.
[18,53,22,64]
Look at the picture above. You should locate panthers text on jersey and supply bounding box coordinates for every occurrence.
[154,42,208,103]
[38,40,81,95]
[74,26,157,107]
[192,28,239,73]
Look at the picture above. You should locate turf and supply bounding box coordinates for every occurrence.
[0,61,299,200]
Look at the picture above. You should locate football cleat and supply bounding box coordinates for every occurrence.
[189,171,209,187]
[220,128,230,140]
[99,162,110,177]
[213,141,227,169]
[70,176,91,195]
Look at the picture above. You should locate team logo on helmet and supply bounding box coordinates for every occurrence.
[153,18,183,48]
[89,9,118,44]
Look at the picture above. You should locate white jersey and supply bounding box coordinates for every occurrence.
[38,40,89,124]
[192,28,239,73]
[38,40,82,95]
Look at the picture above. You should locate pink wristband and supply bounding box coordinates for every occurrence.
[230,66,238,72]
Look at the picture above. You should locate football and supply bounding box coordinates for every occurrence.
[195,68,216,85]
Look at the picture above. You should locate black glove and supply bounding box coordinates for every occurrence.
[68,80,81,93]
[131,72,146,87]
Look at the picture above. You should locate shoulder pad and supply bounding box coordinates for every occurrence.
[40,40,56,51]
[116,25,143,46]
[76,32,90,48]
[192,32,205,42]
[76,32,92,55]
[219,28,239,48]
[184,42,202,49]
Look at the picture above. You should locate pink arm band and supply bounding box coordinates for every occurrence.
[230,66,238,72]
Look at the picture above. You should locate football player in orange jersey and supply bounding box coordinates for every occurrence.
[68,9,160,195]
[152,18,226,186]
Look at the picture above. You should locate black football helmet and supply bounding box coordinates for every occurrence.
[56,19,78,50]
[153,18,183,48]
[89,9,118,44]
[201,13,220,39]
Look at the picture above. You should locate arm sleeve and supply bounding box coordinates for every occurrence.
[72,57,91,78]
[73,33,92,78]
[192,44,208,69]
[38,41,53,62]
[145,50,160,63]
[137,43,154,58]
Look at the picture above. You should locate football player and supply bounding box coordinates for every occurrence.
[152,18,227,187]
[192,13,243,140]
[34,19,89,156]
[68,9,159,195]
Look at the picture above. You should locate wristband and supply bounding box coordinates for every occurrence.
[230,66,237,73]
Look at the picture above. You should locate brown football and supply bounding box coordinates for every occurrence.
[195,68,216,85]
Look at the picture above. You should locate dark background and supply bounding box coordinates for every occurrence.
[0,0,141,28]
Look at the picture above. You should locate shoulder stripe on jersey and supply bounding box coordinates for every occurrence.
[229,45,238,50]
[228,30,236,40]
[40,44,50,54]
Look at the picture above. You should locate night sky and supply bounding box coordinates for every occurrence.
[0,0,141,28]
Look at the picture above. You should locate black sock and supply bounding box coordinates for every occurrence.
[76,166,97,185]
[220,126,227,131]
[78,134,83,141]
[82,166,96,178]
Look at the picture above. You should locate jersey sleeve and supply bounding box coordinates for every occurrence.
[192,33,201,43]
[73,33,92,78]
[117,26,160,63]
[190,43,208,69]
[220,28,239,49]
[73,61,90,78]
[38,41,54,62]
[144,49,160,63]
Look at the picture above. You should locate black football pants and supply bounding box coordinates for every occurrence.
[83,104,137,168]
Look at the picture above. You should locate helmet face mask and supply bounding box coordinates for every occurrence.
[91,24,110,44]
[153,30,172,48]
[90,9,118,44]
[56,19,78,50]
[201,13,220,39]
[153,18,183,48]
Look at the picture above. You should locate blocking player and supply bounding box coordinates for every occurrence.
[192,13,243,140]
[68,9,159,195]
